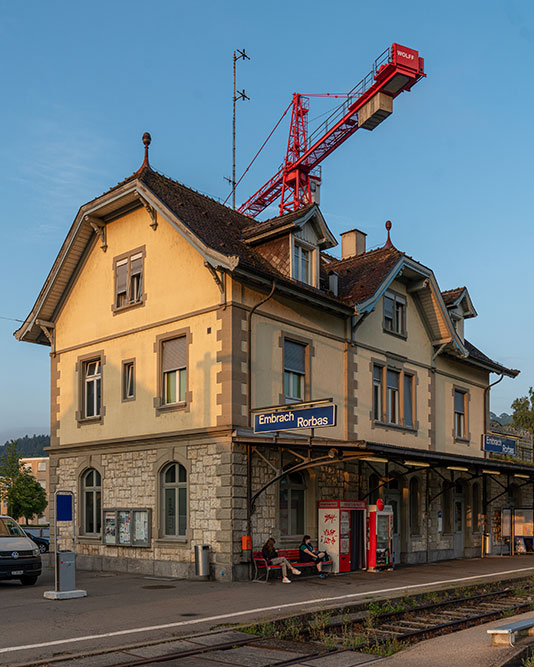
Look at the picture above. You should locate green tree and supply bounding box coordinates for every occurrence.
[0,440,22,515]
[511,387,534,435]
[9,473,47,524]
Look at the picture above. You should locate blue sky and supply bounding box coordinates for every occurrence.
[0,0,532,438]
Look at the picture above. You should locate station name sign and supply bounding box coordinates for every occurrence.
[483,434,517,456]
[254,404,337,434]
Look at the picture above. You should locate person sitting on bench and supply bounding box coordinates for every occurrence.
[261,538,301,583]
[300,535,327,578]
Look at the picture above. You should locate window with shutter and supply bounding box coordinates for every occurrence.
[284,340,306,403]
[113,248,145,311]
[162,337,187,404]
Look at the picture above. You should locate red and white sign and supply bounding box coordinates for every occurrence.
[392,43,419,70]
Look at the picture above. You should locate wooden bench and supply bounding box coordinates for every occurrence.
[487,618,534,646]
[252,549,333,582]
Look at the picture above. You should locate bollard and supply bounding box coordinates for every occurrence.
[194,544,210,578]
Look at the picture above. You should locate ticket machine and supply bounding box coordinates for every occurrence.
[318,500,367,573]
[368,501,394,570]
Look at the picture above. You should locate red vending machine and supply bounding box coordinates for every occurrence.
[368,501,394,571]
[318,500,367,573]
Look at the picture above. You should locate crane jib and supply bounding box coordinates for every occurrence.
[238,43,425,218]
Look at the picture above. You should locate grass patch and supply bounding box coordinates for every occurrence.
[363,637,408,657]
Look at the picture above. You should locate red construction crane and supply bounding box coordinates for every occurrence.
[238,44,425,218]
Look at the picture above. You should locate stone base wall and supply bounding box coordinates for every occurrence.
[50,440,533,581]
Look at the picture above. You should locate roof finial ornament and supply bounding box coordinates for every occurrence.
[383,219,394,249]
[137,132,151,173]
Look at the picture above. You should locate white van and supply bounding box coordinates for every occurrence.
[0,515,42,585]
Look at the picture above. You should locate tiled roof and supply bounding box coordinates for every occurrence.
[441,287,466,306]
[241,205,315,240]
[463,339,519,377]
[325,246,404,304]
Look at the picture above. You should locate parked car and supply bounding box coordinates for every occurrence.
[0,516,42,585]
[24,531,49,553]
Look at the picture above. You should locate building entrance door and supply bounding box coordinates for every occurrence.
[384,491,401,565]
[453,485,465,558]
[384,477,401,565]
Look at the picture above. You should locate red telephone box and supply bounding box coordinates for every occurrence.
[318,500,367,573]
[368,503,394,571]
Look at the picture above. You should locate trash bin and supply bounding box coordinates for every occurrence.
[484,533,492,556]
[194,545,210,578]
[57,551,76,592]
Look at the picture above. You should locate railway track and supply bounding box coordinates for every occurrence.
[108,586,534,666]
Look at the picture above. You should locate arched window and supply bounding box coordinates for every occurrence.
[409,477,420,535]
[369,473,380,505]
[280,471,305,536]
[82,468,101,534]
[162,463,187,537]
[472,483,480,533]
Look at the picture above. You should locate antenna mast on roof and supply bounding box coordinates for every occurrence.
[226,48,250,210]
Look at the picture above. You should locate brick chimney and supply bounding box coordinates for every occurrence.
[340,229,366,259]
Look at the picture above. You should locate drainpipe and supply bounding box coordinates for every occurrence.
[246,280,276,547]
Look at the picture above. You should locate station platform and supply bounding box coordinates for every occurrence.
[3,554,534,665]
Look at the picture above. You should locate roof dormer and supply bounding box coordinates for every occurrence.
[441,287,477,343]
[242,204,336,288]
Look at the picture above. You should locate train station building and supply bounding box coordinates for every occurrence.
[15,140,527,580]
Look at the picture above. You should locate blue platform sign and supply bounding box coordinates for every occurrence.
[56,494,73,522]
[483,434,517,456]
[254,404,337,434]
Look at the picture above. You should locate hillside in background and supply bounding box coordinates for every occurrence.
[490,411,514,426]
[0,434,50,458]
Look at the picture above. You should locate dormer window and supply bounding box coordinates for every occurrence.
[293,242,311,284]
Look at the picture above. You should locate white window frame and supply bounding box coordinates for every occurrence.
[454,389,467,439]
[283,340,307,404]
[292,239,314,285]
[383,291,406,336]
[386,369,400,425]
[84,359,102,418]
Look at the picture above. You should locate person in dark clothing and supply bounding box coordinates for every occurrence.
[262,538,301,583]
[300,535,327,578]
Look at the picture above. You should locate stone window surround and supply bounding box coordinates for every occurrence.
[78,461,104,539]
[370,356,419,433]
[153,327,193,416]
[75,350,106,427]
[452,384,471,444]
[111,245,147,315]
[278,330,315,405]
[153,448,191,545]
[383,289,407,340]
[121,358,136,403]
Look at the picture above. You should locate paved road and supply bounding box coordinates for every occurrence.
[2,555,534,665]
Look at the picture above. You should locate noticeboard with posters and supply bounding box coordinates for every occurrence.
[102,509,151,548]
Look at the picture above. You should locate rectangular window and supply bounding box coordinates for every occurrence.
[404,374,414,428]
[383,291,406,336]
[84,359,102,418]
[162,338,187,405]
[39,480,46,490]
[386,369,400,424]
[122,361,135,400]
[284,340,306,403]
[114,250,144,310]
[373,365,383,421]
[454,390,466,438]
[293,243,311,284]
[38,461,47,472]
